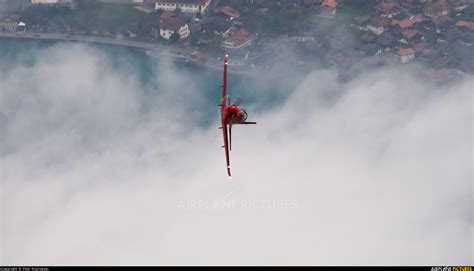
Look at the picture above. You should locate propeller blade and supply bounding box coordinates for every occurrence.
[221,96,230,106]
[233,96,244,106]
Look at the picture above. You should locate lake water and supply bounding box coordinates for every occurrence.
[0,39,296,128]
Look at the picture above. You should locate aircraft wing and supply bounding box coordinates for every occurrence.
[221,55,228,107]
[221,55,231,178]
[221,121,231,178]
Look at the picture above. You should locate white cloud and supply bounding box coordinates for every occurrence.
[1,43,472,265]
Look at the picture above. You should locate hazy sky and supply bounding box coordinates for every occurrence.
[0,43,472,265]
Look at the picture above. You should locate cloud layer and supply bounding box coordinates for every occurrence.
[1,43,472,265]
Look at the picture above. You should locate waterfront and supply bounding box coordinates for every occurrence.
[0,31,257,76]
[0,39,295,126]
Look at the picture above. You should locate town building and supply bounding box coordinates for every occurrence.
[290,36,316,42]
[214,5,240,19]
[319,0,338,18]
[31,0,75,7]
[397,16,423,29]
[0,14,21,32]
[455,20,474,31]
[449,0,469,12]
[31,0,61,3]
[394,47,415,63]
[222,27,251,50]
[160,15,190,40]
[424,0,450,19]
[155,0,211,14]
[201,16,230,35]
[367,17,389,35]
[400,29,424,44]
[376,1,399,18]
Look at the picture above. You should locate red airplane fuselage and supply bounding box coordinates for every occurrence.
[221,105,247,125]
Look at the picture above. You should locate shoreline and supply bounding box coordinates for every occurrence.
[0,31,256,76]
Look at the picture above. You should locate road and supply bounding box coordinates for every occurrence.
[0,30,256,76]
[0,31,157,50]
[0,30,196,62]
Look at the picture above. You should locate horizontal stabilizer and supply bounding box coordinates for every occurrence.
[238,122,257,125]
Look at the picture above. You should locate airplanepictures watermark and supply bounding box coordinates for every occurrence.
[177,199,298,210]
[432,267,472,271]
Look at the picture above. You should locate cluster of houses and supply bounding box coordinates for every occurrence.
[0,0,472,78]
[270,0,472,80]
[155,0,252,52]
[1,0,252,51]
[347,0,473,78]
[0,14,26,32]
[288,0,339,18]
[273,0,470,79]
[158,11,190,40]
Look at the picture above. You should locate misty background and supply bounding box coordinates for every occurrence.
[0,37,472,265]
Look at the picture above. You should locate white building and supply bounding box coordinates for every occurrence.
[366,18,386,35]
[31,0,74,4]
[367,24,384,35]
[31,0,75,8]
[155,0,211,14]
[290,36,315,42]
[31,0,59,3]
[394,48,415,64]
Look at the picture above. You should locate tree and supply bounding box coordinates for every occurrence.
[174,6,182,16]
[170,31,180,42]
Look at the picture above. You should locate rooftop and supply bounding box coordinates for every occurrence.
[397,47,414,56]
[214,5,240,18]
[402,29,420,39]
[161,16,187,31]
[376,1,398,14]
[321,0,338,9]
[398,17,423,28]
[224,28,251,46]
[425,0,451,15]
[455,20,474,30]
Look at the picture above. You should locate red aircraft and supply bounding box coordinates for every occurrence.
[219,55,256,178]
